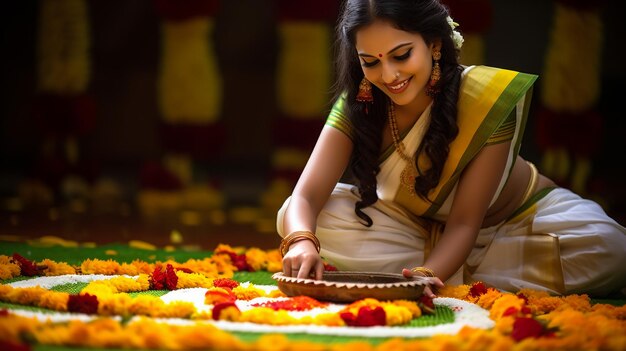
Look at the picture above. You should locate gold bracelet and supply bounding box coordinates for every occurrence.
[279,230,321,257]
[410,266,436,277]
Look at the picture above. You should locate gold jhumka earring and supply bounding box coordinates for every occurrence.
[356,77,374,103]
[426,49,441,97]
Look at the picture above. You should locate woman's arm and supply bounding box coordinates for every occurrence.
[282,125,353,279]
[423,141,511,282]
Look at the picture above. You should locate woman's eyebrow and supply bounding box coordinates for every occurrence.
[358,42,412,58]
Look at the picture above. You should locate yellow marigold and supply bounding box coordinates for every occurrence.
[557,294,592,312]
[0,284,13,299]
[381,303,413,326]
[518,288,551,299]
[439,284,470,299]
[105,276,149,293]
[136,274,151,290]
[0,313,38,343]
[493,315,516,335]
[254,334,291,351]
[266,261,283,273]
[127,295,166,317]
[80,258,121,275]
[175,270,214,289]
[172,322,245,351]
[268,289,287,298]
[97,293,133,317]
[527,295,563,315]
[392,299,422,318]
[239,307,298,326]
[128,260,154,275]
[232,284,266,300]
[154,301,196,318]
[81,281,118,296]
[329,341,374,351]
[458,326,514,351]
[591,303,626,320]
[245,247,268,271]
[0,255,21,279]
[39,290,69,311]
[40,259,76,276]
[489,293,525,321]
[312,312,345,327]
[7,286,47,305]
[475,289,504,310]
[212,303,241,322]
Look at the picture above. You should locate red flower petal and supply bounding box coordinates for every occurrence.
[469,281,488,297]
[341,306,386,327]
[12,253,39,277]
[511,317,545,341]
[212,302,239,320]
[213,278,239,289]
[68,293,99,315]
[165,264,178,290]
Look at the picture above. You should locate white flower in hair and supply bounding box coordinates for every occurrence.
[446,16,464,50]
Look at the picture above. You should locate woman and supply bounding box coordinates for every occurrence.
[276,0,626,298]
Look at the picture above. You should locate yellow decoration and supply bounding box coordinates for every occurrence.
[158,18,222,123]
[277,22,332,118]
[37,0,90,94]
[541,4,603,112]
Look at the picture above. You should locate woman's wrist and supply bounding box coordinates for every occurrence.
[410,266,436,277]
[279,230,321,257]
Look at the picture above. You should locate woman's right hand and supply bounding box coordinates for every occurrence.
[282,240,325,280]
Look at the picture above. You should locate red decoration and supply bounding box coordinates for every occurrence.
[213,278,240,290]
[211,301,239,320]
[150,264,179,290]
[11,253,39,277]
[252,296,327,312]
[67,293,99,315]
[511,317,555,341]
[340,305,387,327]
[469,281,489,297]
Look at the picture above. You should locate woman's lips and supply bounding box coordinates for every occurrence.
[386,77,411,94]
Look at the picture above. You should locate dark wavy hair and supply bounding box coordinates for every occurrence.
[332,0,463,226]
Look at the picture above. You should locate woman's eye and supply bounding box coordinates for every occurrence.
[361,59,379,68]
[394,49,412,61]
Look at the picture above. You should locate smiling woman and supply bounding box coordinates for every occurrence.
[275,0,626,299]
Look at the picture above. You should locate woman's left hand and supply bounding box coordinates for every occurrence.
[401,268,444,298]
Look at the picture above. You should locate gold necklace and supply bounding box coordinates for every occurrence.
[388,103,418,196]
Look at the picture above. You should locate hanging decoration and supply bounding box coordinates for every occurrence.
[32,0,96,199]
[262,1,340,215]
[536,0,605,194]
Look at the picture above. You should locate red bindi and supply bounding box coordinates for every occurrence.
[378,54,383,58]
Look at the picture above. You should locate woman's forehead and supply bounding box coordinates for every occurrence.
[355,20,422,54]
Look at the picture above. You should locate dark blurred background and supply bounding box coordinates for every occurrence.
[1,0,624,250]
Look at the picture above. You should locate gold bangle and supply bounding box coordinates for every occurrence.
[279,231,321,257]
[410,266,436,277]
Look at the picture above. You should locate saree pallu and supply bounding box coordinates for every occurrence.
[277,185,626,296]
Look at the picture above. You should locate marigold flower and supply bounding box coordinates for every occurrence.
[68,293,99,314]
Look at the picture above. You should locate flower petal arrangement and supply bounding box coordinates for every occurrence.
[0,242,625,351]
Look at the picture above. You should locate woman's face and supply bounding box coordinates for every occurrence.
[355,19,437,107]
